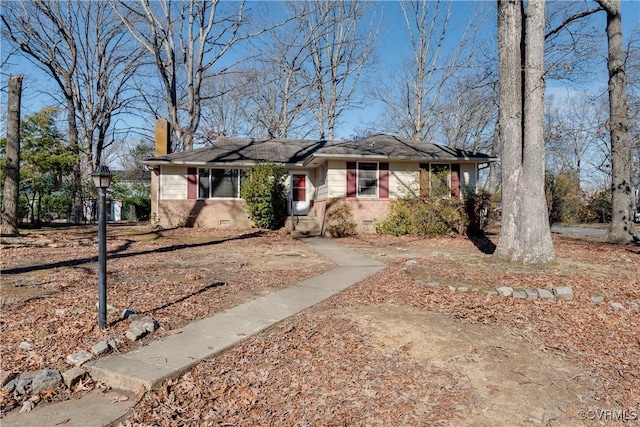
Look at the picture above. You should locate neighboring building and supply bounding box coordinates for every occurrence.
[143,133,496,233]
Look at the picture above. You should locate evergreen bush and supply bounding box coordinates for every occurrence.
[240,161,287,229]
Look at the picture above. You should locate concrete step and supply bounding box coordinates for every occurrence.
[289,216,322,237]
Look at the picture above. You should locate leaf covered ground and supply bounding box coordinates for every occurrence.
[1,225,639,425]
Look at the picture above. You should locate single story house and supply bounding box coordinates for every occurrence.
[143,130,496,233]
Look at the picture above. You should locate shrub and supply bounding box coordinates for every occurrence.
[579,189,612,223]
[123,195,151,221]
[545,172,581,224]
[240,161,287,229]
[325,199,357,237]
[376,197,467,237]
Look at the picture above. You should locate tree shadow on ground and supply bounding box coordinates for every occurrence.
[2,231,265,275]
[468,232,497,254]
[110,281,227,327]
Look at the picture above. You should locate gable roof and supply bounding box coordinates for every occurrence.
[143,134,496,167]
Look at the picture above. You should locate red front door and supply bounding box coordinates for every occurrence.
[291,173,310,215]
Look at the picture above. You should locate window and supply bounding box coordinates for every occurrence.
[358,162,378,197]
[198,168,241,199]
[430,164,451,198]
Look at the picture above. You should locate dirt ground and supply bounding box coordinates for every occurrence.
[1,225,639,425]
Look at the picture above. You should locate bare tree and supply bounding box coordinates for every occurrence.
[73,0,144,170]
[544,92,610,188]
[292,0,379,140]
[198,72,252,141]
[113,0,258,152]
[372,0,480,142]
[242,4,318,139]
[2,0,84,222]
[1,75,23,236]
[495,0,555,263]
[594,0,636,242]
[438,69,497,153]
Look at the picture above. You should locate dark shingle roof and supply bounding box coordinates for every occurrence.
[313,134,491,162]
[143,134,495,167]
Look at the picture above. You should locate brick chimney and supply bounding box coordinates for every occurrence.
[155,118,171,156]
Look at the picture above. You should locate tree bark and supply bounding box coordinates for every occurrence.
[518,0,555,262]
[495,0,555,263]
[1,75,23,236]
[494,0,523,258]
[597,0,636,242]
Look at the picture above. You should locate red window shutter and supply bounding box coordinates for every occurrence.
[379,162,389,198]
[419,163,429,199]
[346,162,357,198]
[451,164,461,198]
[187,168,197,200]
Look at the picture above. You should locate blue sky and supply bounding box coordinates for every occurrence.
[1,0,639,142]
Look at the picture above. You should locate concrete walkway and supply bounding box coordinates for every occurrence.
[2,237,385,427]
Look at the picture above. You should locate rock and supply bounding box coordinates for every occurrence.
[525,288,538,299]
[512,290,527,299]
[414,279,425,285]
[610,302,625,310]
[19,341,34,350]
[537,289,555,299]
[0,370,15,387]
[125,324,148,341]
[405,259,417,266]
[91,341,110,356]
[67,350,93,366]
[31,369,62,393]
[120,308,136,320]
[131,315,159,333]
[427,281,440,287]
[485,290,498,297]
[55,308,66,317]
[19,371,39,381]
[457,286,469,292]
[590,295,604,303]
[529,418,543,425]
[553,286,574,301]
[629,301,639,309]
[497,286,513,297]
[15,379,32,394]
[62,367,85,388]
[447,285,456,292]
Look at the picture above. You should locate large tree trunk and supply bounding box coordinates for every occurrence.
[494,0,523,258]
[1,75,23,236]
[518,0,555,262]
[598,0,635,243]
[495,0,555,263]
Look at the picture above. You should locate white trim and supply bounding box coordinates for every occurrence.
[357,161,379,198]
[197,167,242,200]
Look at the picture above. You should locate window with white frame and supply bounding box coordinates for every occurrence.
[430,164,451,198]
[198,168,241,199]
[358,162,378,197]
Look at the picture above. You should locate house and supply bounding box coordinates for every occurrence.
[143,128,496,233]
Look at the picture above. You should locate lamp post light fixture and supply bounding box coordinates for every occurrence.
[91,165,113,329]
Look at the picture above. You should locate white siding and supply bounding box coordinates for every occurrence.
[389,162,419,198]
[160,166,188,200]
[460,163,477,191]
[327,160,347,198]
[315,162,329,199]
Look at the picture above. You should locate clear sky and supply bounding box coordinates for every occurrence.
[1,0,639,143]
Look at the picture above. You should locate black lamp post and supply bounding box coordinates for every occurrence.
[91,165,112,329]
